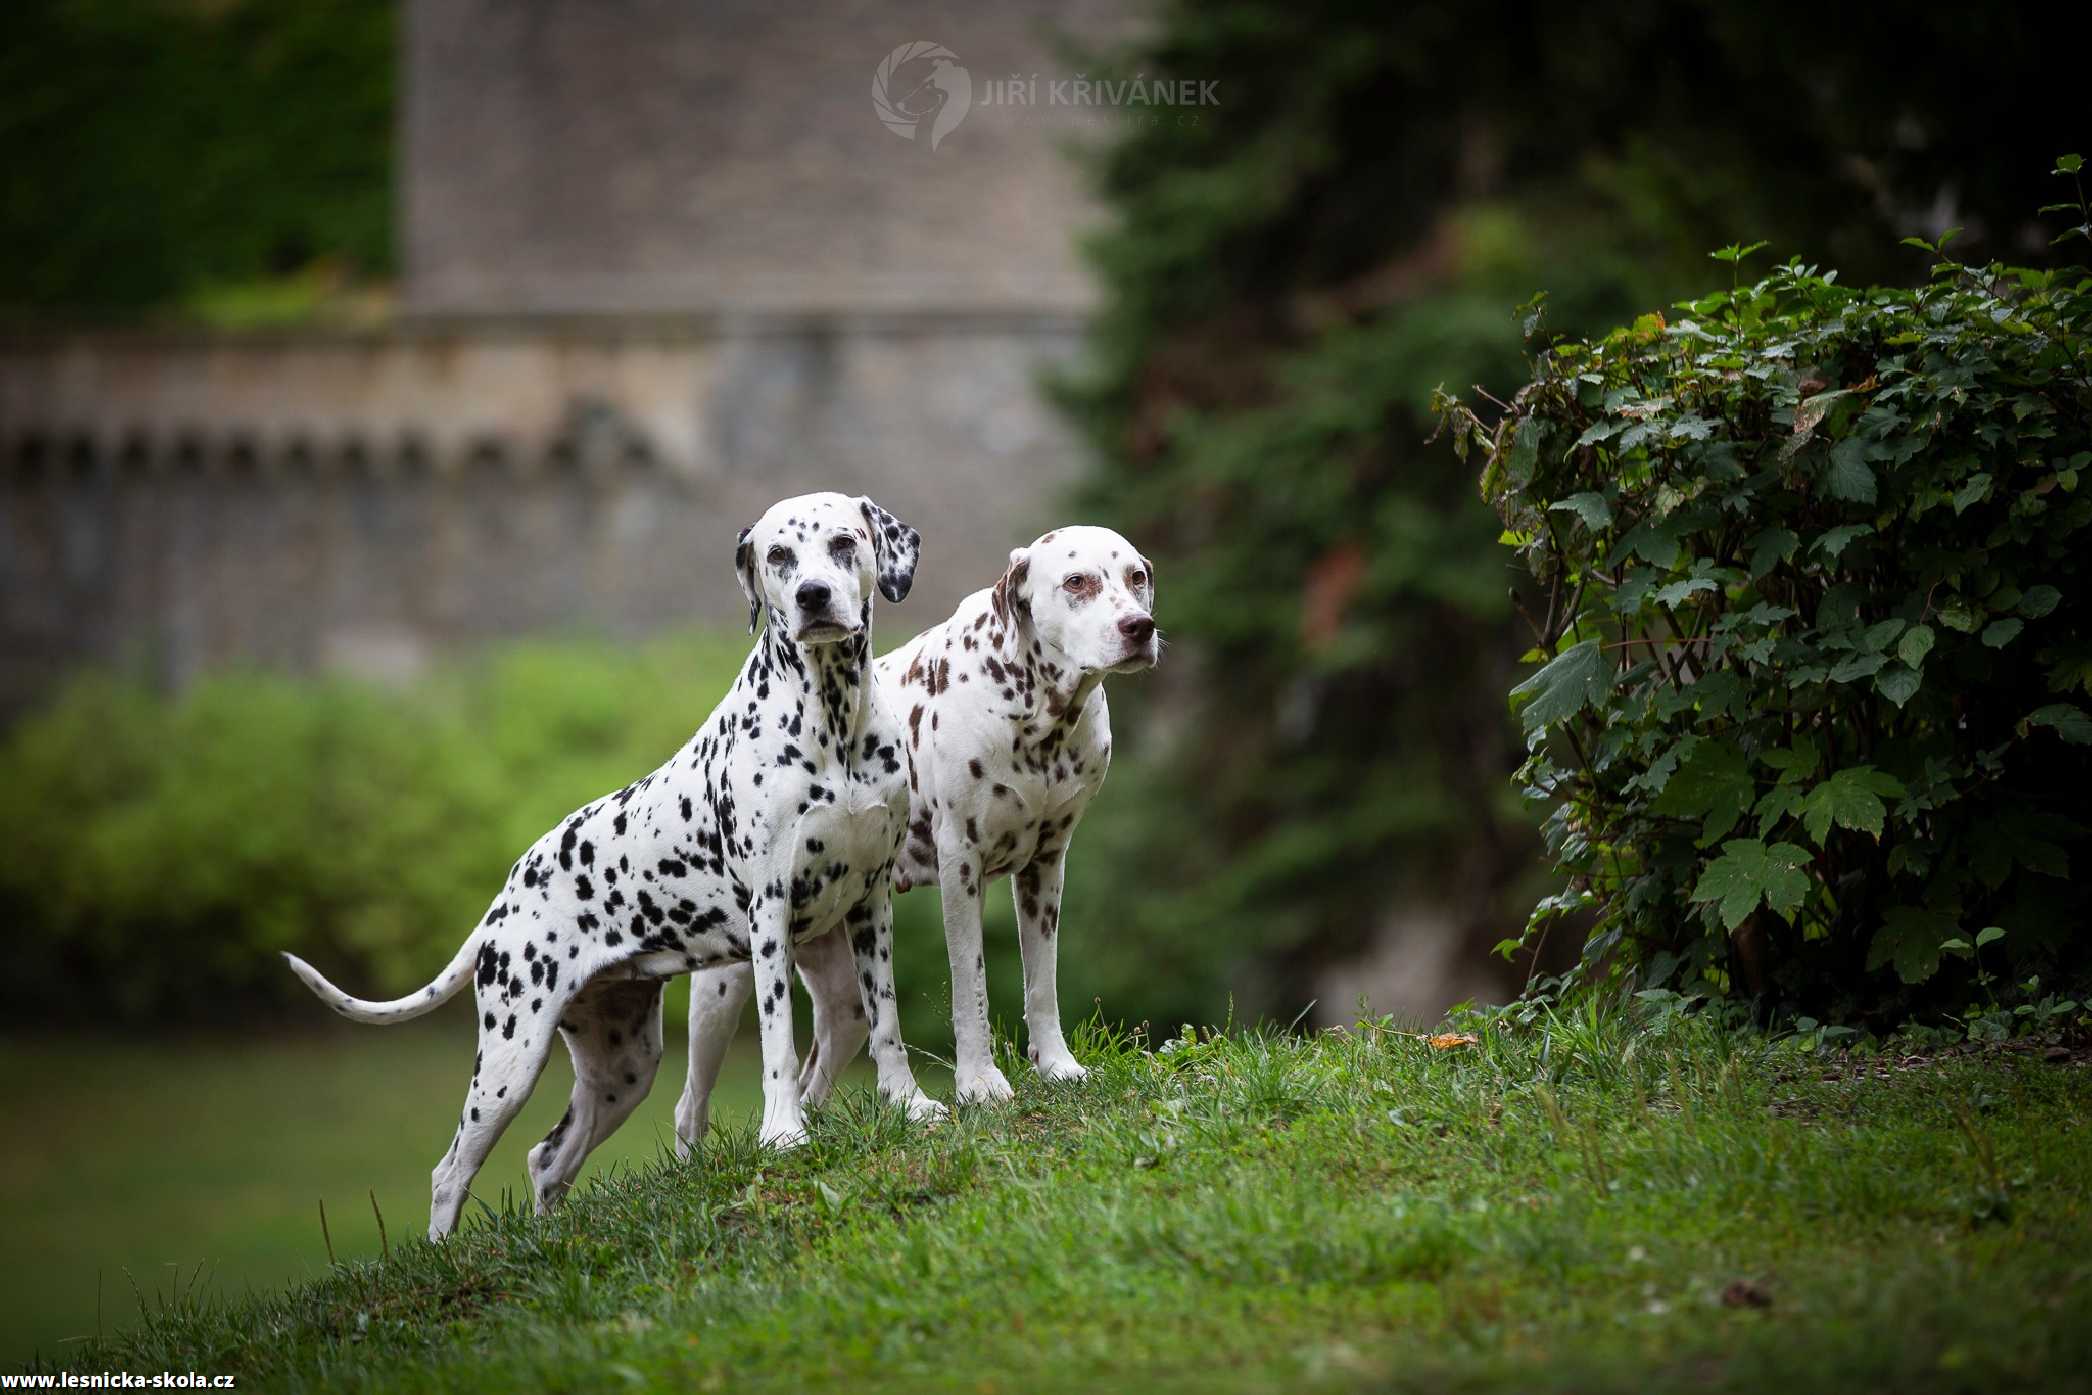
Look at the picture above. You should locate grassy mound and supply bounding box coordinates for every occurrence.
[45,1014,2092,1392]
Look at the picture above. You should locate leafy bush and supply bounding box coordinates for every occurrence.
[1051,0,2092,1026]
[0,635,1015,1035]
[1437,163,2092,1022]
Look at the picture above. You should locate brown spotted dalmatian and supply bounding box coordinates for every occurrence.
[677,525,1159,1132]
[285,491,945,1239]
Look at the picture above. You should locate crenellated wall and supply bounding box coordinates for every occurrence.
[0,315,1086,715]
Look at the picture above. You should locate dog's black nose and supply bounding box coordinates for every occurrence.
[1119,614,1155,644]
[796,580,832,612]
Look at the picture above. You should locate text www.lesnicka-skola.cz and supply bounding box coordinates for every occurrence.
[0,1373,234,1389]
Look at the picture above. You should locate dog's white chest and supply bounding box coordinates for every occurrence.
[789,786,901,928]
[973,764,1089,877]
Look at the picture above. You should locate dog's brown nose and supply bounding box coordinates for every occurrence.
[1118,614,1155,644]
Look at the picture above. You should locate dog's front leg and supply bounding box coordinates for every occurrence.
[846,894,947,1124]
[940,846,1015,1102]
[1014,849,1086,1082]
[748,895,810,1148]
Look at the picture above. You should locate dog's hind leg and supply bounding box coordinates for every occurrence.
[795,927,869,1110]
[527,976,666,1212]
[429,980,560,1239]
[846,894,945,1123]
[675,963,753,1158]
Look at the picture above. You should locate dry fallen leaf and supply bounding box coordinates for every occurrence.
[1428,1032,1480,1051]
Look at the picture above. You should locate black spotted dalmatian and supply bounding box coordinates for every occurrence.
[285,491,945,1239]
[676,525,1159,1134]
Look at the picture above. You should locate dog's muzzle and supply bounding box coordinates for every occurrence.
[792,580,859,643]
[1113,614,1160,669]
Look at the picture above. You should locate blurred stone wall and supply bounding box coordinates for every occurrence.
[404,0,1141,315]
[0,317,1083,714]
[0,0,1149,712]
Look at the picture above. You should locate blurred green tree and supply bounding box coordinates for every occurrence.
[0,0,391,317]
[1051,0,2092,1026]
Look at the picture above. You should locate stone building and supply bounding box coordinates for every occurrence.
[0,0,1146,713]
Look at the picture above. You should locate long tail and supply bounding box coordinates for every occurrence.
[283,934,481,1026]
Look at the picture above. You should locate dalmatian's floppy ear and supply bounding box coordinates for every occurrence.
[858,497,922,603]
[734,525,761,634]
[991,546,1032,626]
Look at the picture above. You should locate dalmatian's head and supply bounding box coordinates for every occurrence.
[735,492,921,644]
[995,525,1160,674]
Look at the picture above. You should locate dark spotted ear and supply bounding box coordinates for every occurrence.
[991,546,1031,625]
[859,497,921,603]
[734,525,761,634]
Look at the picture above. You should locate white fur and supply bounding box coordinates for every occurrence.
[678,524,1158,1129]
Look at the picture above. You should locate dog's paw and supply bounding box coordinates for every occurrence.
[1034,1053,1089,1084]
[954,1066,1016,1104]
[758,1118,810,1150]
[902,1092,950,1125]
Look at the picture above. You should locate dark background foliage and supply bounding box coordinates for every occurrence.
[0,0,392,318]
[1050,0,2092,1028]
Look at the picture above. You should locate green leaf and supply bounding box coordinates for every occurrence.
[1710,240,1769,263]
[1691,838,1814,931]
[1615,520,1682,569]
[1869,907,1956,984]
[1747,527,1799,579]
[1875,664,1921,708]
[1982,618,2024,648]
[1799,766,1902,845]
[1549,492,1613,530]
[1861,619,1906,653]
[1826,437,1877,503]
[1508,640,1611,735]
[1951,474,1992,514]
[1505,415,1545,485]
[1653,740,1755,845]
[1897,624,1935,668]
[1975,925,2007,948]
[1753,783,1805,831]
[1813,524,1874,560]
[1653,574,1721,609]
[2058,154,2086,175]
[1937,603,1981,634]
[1760,736,1820,781]
[2022,703,2092,746]
[2018,585,2062,619]
[1828,653,1886,683]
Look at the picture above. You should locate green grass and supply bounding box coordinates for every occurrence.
[22,1010,2092,1391]
[0,987,880,1368]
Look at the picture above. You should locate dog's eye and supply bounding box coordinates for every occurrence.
[767,546,793,567]
[1127,568,1147,589]
[1063,573,1088,593]
[829,537,857,562]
